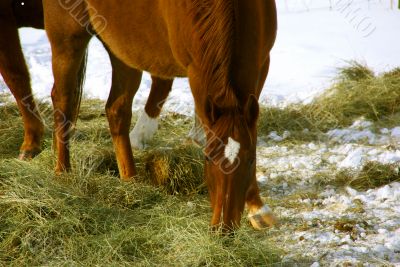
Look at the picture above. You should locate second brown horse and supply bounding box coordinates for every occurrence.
[44,0,278,230]
[0,0,44,159]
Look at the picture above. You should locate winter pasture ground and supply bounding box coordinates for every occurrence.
[1,64,400,266]
[1,0,400,266]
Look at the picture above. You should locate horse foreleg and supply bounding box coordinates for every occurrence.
[107,53,142,181]
[130,76,173,149]
[44,0,91,174]
[0,14,44,159]
[246,57,278,229]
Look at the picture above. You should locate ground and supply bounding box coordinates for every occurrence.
[257,119,400,265]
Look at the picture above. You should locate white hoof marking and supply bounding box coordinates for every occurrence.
[129,111,158,149]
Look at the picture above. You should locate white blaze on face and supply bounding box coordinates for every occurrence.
[129,111,158,149]
[224,137,240,164]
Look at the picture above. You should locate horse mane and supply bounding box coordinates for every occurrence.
[190,0,239,109]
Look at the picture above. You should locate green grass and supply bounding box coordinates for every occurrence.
[0,99,282,266]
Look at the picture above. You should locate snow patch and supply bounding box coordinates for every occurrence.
[338,147,366,168]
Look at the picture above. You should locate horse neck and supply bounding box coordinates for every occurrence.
[191,0,276,109]
[229,1,277,100]
[191,0,236,107]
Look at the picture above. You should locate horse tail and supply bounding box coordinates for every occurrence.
[73,48,88,126]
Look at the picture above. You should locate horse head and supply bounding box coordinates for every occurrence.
[203,94,260,231]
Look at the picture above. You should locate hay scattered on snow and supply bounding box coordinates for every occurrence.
[333,161,400,191]
[259,62,400,140]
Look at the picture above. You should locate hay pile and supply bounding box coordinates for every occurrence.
[0,99,281,266]
[259,62,400,139]
[0,160,281,266]
[143,145,206,195]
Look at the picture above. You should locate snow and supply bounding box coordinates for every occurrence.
[267,131,285,142]
[257,129,400,264]
[263,0,400,106]
[258,117,400,264]
[1,1,400,265]
[2,1,399,111]
[391,127,400,138]
[285,181,400,264]
[338,147,366,168]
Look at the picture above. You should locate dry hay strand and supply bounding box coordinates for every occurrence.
[307,63,400,128]
[337,61,375,82]
[382,67,400,79]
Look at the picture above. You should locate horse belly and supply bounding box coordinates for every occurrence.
[87,0,187,78]
[108,38,186,78]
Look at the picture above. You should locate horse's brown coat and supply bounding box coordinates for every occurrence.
[44,0,277,230]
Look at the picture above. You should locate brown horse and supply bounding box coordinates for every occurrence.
[0,0,45,159]
[44,0,277,230]
[0,0,176,157]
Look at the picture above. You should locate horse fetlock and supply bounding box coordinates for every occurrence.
[19,129,44,159]
[55,162,71,175]
[117,161,136,181]
[18,148,42,160]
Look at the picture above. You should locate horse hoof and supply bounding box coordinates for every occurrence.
[18,149,41,160]
[248,205,278,230]
[54,165,72,176]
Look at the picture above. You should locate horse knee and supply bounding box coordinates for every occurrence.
[2,70,30,95]
[106,100,132,134]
